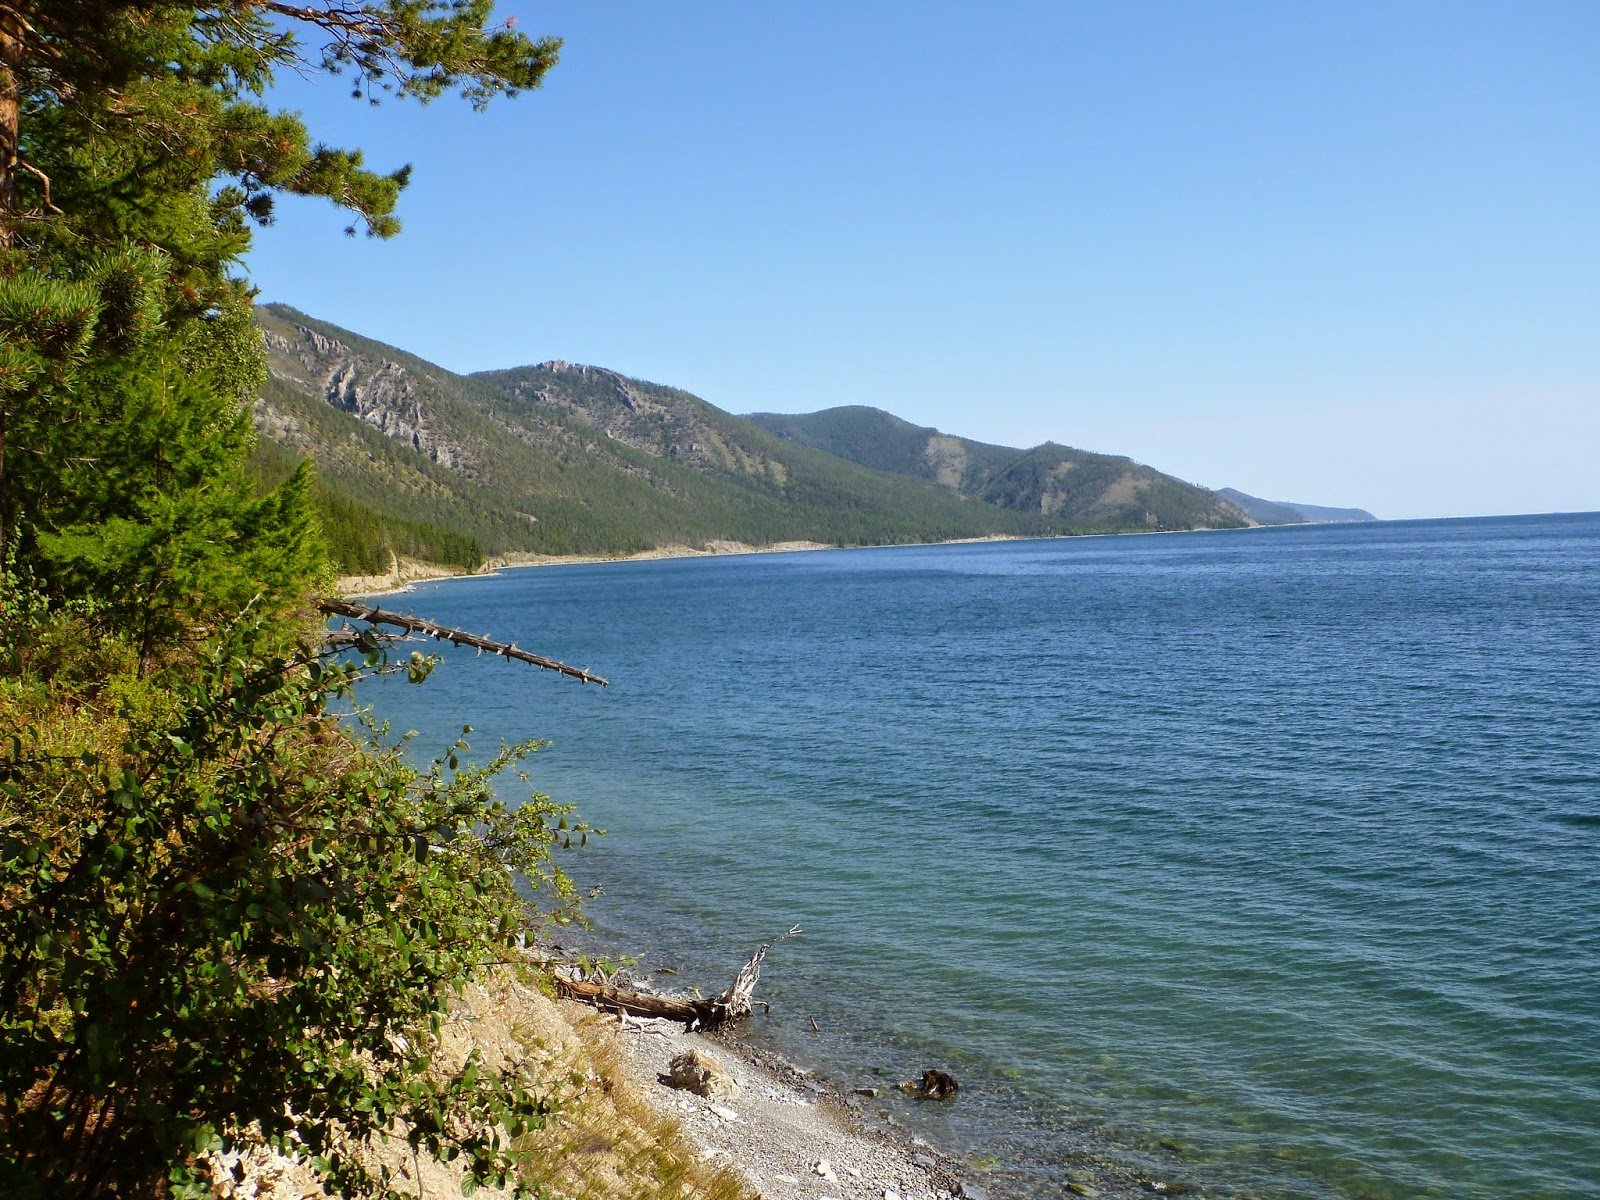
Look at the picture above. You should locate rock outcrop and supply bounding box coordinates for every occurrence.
[666,1049,741,1100]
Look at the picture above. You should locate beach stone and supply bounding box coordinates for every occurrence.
[957,1184,987,1200]
[665,1049,740,1100]
[1067,1183,1099,1197]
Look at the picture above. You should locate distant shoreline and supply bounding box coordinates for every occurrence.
[335,513,1482,600]
[333,521,1319,598]
[335,535,1029,598]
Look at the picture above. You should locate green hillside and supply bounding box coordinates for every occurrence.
[253,307,1052,571]
[747,406,1249,531]
[253,308,1253,575]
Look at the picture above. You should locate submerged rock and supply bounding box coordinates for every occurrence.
[912,1068,960,1100]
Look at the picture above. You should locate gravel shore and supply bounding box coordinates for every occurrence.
[601,1013,978,1200]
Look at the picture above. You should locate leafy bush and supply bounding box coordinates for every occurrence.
[0,594,589,1198]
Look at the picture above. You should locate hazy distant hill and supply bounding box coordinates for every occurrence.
[1285,500,1378,523]
[252,309,1255,573]
[1217,488,1376,525]
[747,406,1249,531]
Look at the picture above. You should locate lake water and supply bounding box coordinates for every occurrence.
[356,513,1600,1199]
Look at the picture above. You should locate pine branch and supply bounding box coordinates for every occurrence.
[317,597,609,686]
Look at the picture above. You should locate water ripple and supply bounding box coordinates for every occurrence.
[364,513,1600,1200]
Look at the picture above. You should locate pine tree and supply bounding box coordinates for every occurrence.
[0,5,582,1195]
[0,0,559,644]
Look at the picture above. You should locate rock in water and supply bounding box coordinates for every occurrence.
[915,1068,960,1100]
[665,1049,741,1099]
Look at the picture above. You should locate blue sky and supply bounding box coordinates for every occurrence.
[245,2,1600,520]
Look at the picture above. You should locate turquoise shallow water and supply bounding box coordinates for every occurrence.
[358,513,1600,1199]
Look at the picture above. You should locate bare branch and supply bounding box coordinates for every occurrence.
[317,597,608,686]
[17,158,57,212]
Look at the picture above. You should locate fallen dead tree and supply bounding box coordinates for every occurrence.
[553,926,802,1031]
[317,597,609,686]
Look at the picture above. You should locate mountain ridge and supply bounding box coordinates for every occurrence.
[1217,487,1377,525]
[251,309,1256,572]
[745,405,1249,530]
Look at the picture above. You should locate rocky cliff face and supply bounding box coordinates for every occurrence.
[476,361,790,487]
[260,323,475,475]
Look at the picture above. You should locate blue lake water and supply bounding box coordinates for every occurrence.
[356,513,1600,1199]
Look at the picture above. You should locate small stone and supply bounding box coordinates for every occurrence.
[814,1158,836,1181]
[1067,1184,1098,1197]
[855,1086,882,1097]
[957,1184,987,1200]
[707,1103,738,1122]
[885,1191,902,1200]
[775,1175,800,1185]
[847,1166,864,1178]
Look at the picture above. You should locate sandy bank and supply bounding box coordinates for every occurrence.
[332,541,836,599]
[331,553,489,598]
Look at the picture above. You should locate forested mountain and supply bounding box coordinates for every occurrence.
[254,307,1057,569]
[1217,488,1377,525]
[747,406,1249,531]
[254,309,1255,573]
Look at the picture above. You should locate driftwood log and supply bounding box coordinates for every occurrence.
[555,926,801,1031]
[318,597,608,686]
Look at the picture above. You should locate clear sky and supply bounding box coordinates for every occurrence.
[244,1,1600,520]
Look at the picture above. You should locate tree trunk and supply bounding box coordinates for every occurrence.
[551,926,799,1031]
[0,5,22,249]
[554,977,739,1029]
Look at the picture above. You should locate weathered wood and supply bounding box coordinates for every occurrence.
[555,978,730,1027]
[555,925,802,1031]
[318,597,608,686]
